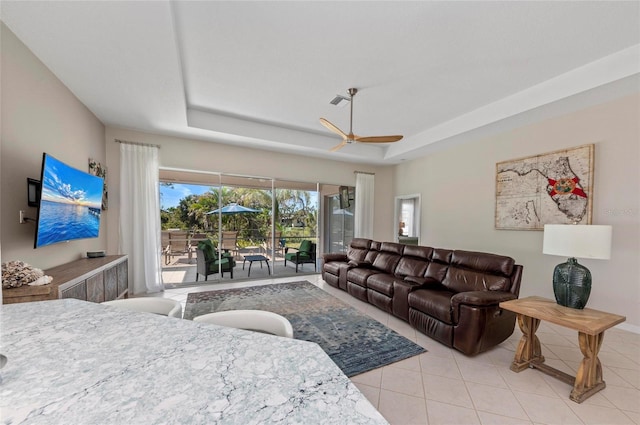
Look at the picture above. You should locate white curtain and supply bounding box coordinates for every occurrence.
[119,142,163,295]
[354,172,374,239]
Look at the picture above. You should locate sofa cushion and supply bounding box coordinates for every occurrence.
[408,288,456,325]
[371,243,403,274]
[346,238,371,262]
[431,248,453,264]
[367,273,396,296]
[348,259,371,267]
[347,268,380,287]
[442,268,512,293]
[403,245,433,261]
[425,262,448,281]
[442,251,515,293]
[404,276,441,286]
[372,252,401,274]
[452,250,515,277]
[380,242,405,255]
[350,238,372,250]
[394,256,429,278]
[364,249,379,264]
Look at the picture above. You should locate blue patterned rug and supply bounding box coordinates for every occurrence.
[184,281,426,377]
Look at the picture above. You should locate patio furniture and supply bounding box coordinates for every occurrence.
[196,239,236,280]
[264,231,284,258]
[284,240,317,272]
[161,231,171,264]
[165,231,191,265]
[221,231,239,257]
[191,232,208,243]
[242,254,271,277]
[193,310,294,338]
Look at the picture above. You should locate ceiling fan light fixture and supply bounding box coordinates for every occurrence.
[329,94,350,106]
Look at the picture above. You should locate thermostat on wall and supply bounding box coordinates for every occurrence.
[87,250,106,258]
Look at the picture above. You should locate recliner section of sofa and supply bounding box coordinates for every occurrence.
[322,238,523,356]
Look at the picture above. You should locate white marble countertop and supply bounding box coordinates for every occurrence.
[0,299,388,424]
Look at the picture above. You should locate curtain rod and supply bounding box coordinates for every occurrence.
[115,139,160,149]
[354,170,375,175]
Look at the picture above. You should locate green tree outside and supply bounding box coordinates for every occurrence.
[160,185,317,248]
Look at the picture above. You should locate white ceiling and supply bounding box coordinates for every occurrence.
[2,1,639,164]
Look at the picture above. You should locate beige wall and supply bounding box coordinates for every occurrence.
[395,94,640,330]
[1,23,106,270]
[104,127,395,256]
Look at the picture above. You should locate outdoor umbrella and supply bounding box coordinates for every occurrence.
[206,203,260,230]
[332,208,354,216]
[207,203,260,215]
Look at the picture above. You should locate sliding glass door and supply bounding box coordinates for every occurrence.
[159,169,320,284]
[323,185,354,254]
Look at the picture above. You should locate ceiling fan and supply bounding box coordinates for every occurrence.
[320,88,403,152]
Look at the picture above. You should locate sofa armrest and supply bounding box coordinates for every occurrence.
[322,252,348,263]
[451,291,517,308]
[451,291,517,325]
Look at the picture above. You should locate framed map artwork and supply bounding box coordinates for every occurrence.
[495,144,594,230]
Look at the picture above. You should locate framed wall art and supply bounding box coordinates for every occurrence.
[495,144,594,230]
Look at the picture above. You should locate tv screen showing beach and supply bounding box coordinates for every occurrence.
[35,154,104,248]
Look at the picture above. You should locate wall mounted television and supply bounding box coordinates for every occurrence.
[34,153,104,249]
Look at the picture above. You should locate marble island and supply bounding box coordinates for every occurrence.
[0,299,388,424]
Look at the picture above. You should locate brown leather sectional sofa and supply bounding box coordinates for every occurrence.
[322,238,523,355]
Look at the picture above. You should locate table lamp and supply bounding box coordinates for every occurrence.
[542,224,612,309]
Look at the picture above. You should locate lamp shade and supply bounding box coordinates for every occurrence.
[543,224,612,260]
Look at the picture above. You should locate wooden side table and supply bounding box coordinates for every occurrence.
[500,296,625,403]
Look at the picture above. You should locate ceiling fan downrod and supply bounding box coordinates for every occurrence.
[347,88,357,140]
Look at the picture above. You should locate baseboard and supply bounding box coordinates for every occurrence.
[616,322,640,334]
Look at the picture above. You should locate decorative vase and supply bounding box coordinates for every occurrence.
[552,257,592,309]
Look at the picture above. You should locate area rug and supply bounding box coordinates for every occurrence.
[184,281,426,377]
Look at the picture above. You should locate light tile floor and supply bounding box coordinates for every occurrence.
[148,275,640,425]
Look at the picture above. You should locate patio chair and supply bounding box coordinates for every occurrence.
[161,231,171,265]
[221,231,239,257]
[196,239,236,281]
[284,240,316,272]
[264,231,284,258]
[166,231,191,264]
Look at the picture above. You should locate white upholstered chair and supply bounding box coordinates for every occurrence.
[102,298,183,318]
[193,309,293,338]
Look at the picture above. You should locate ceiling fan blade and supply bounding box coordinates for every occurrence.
[355,135,404,143]
[329,140,348,152]
[320,118,347,138]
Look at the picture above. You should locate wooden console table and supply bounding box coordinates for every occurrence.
[2,255,128,304]
[500,296,625,403]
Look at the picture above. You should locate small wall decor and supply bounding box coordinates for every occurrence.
[89,158,108,210]
[495,144,594,230]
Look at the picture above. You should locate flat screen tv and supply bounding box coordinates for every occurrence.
[34,153,104,249]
